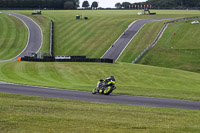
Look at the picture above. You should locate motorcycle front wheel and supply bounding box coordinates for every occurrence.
[103,86,113,95]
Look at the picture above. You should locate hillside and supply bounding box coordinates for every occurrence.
[0,61,200,101]
[0,10,200,133]
[138,19,200,73]
[12,10,200,59]
[0,10,199,100]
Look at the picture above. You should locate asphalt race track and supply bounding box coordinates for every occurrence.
[0,12,42,62]
[0,14,199,110]
[102,18,169,62]
[0,83,200,110]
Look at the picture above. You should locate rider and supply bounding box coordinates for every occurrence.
[99,75,115,85]
[105,75,115,84]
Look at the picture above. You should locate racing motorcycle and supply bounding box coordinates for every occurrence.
[92,79,116,95]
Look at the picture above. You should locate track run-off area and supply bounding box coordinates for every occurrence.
[0,12,199,110]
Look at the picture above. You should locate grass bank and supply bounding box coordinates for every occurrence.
[0,93,200,133]
[0,61,200,101]
[138,19,200,73]
[0,13,28,60]
[9,10,200,58]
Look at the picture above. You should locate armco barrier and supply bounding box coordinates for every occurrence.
[166,17,200,24]
[132,16,200,64]
[50,20,54,57]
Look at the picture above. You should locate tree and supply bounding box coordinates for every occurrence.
[91,1,98,9]
[0,0,80,9]
[45,0,54,8]
[122,2,130,9]
[82,0,89,8]
[115,2,122,8]
[0,0,7,8]
[64,1,74,9]
[73,0,79,9]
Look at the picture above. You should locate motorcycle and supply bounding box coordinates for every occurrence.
[92,79,116,95]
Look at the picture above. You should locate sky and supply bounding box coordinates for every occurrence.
[79,0,147,8]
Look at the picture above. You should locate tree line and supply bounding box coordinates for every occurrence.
[0,0,79,9]
[1,0,199,9]
[115,0,200,9]
[82,1,98,9]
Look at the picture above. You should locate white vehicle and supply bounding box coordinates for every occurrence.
[191,20,199,24]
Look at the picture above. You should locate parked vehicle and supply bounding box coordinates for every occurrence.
[191,20,199,24]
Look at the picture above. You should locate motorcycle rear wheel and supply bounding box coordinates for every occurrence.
[92,87,98,94]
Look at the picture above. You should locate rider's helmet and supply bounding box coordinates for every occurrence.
[109,75,114,79]
[108,75,115,82]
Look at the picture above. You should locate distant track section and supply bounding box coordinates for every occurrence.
[0,83,200,110]
[101,18,170,62]
[0,12,42,62]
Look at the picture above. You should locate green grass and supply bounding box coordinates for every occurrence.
[0,93,200,133]
[40,10,200,58]
[1,10,199,60]
[0,13,28,60]
[45,10,135,58]
[0,10,200,100]
[0,61,200,101]
[7,10,200,58]
[137,19,200,73]
[0,10,200,132]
